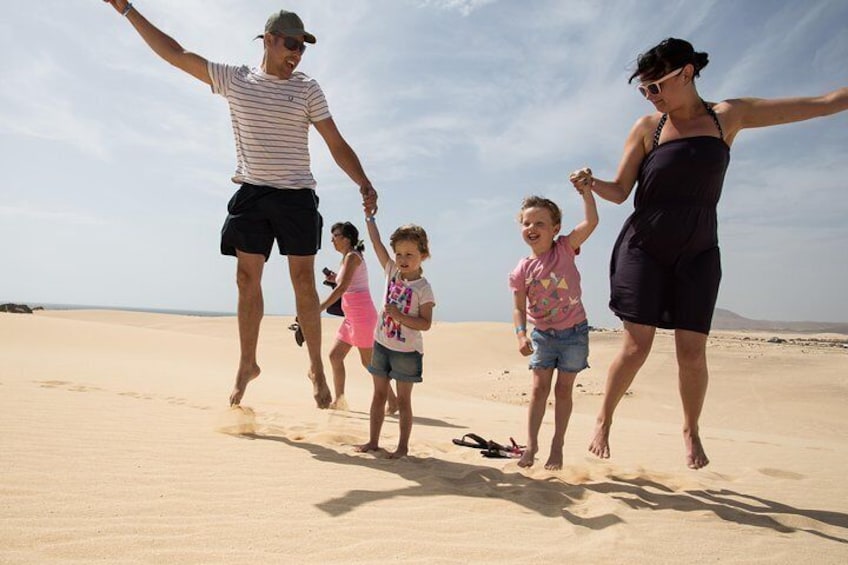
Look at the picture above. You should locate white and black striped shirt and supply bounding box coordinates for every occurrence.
[208,62,332,190]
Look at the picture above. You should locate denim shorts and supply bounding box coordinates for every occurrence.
[368,342,423,383]
[529,320,590,373]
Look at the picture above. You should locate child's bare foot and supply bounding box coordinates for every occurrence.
[588,421,611,459]
[229,364,260,406]
[355,442,379,453]
[544,453,563,471]
[308,372,332,409]
[329,395,349,411]
[385,399,398,415]
[518,448,536,468]
[684,431,710,469]
[388,446,408,459]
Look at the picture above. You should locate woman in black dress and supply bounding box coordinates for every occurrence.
[570,38,847,469]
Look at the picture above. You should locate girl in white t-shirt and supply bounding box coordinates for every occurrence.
[355,213,435,459]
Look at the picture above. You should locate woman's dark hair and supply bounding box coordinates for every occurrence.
[628,38,709,83]
[330,221,365,252]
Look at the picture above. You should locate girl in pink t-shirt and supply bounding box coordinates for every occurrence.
[508,183,598,470]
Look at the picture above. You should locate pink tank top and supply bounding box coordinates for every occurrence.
[338,251,370,293]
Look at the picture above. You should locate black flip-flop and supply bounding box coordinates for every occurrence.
[452,433,489,449]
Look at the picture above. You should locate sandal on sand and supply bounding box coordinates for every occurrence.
[453,433,527,458]
[482,438,525,459]
[288,320,305,347]
[452,433,489,449]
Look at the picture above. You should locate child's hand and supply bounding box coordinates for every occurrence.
[518,335,533,357]
[386,303,402,321]
[569,167,594,195]
[361,184,378,216]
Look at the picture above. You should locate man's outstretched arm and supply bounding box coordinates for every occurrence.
[313,117,377,212]
[103,0,211,85]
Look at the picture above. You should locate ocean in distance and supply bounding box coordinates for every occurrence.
[30,303,236,318]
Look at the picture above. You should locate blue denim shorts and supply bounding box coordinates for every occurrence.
[368,341,423,383]
[529,320,590,373]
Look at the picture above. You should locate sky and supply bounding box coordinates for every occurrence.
[1,0,846,327]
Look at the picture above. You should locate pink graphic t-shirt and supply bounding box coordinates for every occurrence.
[508,235,587,331]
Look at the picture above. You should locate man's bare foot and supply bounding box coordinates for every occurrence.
[355,442,379,453]
[544,452,563,471]
[388,446,408,459]
[518,448,536,468]
[588,421,611,459]
[329,395,349,411]
[308,372,332,409]
[229,364,261,406]
[684,431,710,469]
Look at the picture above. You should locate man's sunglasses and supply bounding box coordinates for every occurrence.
[274,34,306,54]
[637,67,683,98]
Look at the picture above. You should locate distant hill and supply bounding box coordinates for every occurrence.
[712,308,848,334]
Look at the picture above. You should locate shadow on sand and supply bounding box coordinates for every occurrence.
[330,408,467,430]
[238,430,848,541]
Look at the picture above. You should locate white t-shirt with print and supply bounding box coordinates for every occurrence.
[374,260,435,354]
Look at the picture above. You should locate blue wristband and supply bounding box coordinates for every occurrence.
[366,216,376,223]
[515,325,526,335]
[121,2,134,16]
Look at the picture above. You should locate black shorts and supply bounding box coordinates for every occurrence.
[220,183,323,260]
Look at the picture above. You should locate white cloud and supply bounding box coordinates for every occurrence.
[419,0,499,17]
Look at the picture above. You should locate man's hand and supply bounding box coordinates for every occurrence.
[360,184,378,216]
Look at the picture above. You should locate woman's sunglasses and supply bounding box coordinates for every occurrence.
[637,67,683,98]
[274,34,306,54]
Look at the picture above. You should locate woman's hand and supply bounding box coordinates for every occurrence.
[569,167,594,195]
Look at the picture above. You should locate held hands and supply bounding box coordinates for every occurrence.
[569,167,594,195]
[360,183,378,216]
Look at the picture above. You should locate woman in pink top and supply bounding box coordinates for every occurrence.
[321,222,395,411]
[508,186,598,470]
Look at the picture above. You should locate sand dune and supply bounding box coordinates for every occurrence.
[2,310,846,563]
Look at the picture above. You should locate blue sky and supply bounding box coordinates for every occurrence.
[2,0,846,327]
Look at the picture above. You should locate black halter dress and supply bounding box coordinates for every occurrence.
[609,103,729,334]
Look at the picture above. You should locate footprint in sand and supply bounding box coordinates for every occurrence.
[216,406,256,435]
[758,468,805,480]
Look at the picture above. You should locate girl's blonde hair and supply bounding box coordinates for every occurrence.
[518,196,562,226]
[390,224,430,258]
